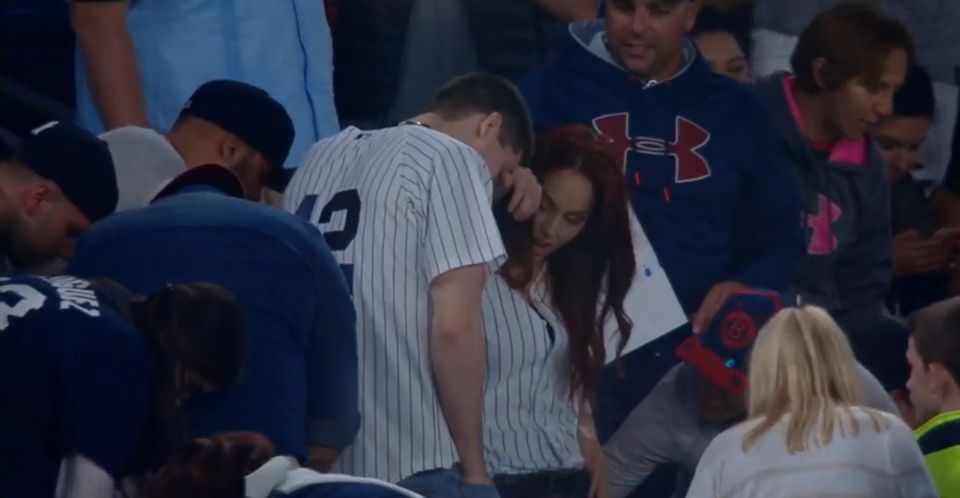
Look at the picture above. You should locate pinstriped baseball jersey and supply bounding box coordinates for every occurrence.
[481,273,583,475]
[284,125,506,483]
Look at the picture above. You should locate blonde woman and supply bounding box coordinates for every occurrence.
[684,306,936,498]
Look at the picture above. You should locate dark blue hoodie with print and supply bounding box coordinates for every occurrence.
[519,20,805,436]
[520,22,804,334]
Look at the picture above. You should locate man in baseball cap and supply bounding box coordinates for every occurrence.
[0,121,117,271]
[100,79,295,211]
[177,80,296,194]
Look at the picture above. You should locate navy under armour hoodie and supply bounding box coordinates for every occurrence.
[519,21,805,323]
[753,73,893,333]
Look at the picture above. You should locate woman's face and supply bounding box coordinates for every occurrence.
[823,48,909,141]
[873,116,931,183]
[693,31,753,83]
[531,168,594,260]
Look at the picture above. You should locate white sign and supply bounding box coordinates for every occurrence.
[604,209,688,363]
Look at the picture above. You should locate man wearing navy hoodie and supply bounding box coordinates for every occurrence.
[519,0,805,442]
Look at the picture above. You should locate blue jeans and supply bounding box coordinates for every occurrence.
[398,466,500,498]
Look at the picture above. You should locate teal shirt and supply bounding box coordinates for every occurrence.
[74,0,340,167]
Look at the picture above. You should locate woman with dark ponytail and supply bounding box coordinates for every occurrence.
[0,274,248,498]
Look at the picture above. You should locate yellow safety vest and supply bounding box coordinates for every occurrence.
[915,410,960,498]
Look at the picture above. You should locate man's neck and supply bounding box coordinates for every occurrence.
[643,53,686,83]
[941,395,960,415]
[791,88,842,144]
[163,131,207,169]
[406,113,443,131]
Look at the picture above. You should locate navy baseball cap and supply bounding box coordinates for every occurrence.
[152,164,245,203]
[675,288,787,393]
[1,121,118,223]
[179,80,295,191]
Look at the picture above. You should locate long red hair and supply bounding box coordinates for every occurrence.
[496,124,636,402]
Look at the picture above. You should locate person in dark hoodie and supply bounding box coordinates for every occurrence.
[751,2,913,393]
[518,0,805,444]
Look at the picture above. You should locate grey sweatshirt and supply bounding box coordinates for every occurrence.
[98,126,186,211]
[753,0,960,85]
[602,363,899,498]
[753,74,893,333]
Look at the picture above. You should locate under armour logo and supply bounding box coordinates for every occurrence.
[806,195,842,255]
[592,113,711,183]
[31,121,59,135]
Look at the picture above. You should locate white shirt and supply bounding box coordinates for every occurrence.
[481,273,583,475]
[685,406,937,498]
[98,126,185,211]
[284,125,505,483]
[245,456,427,498]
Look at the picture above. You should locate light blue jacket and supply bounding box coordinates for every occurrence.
[74,0,340,168]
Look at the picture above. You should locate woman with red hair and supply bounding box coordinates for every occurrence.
[469,125,636,498]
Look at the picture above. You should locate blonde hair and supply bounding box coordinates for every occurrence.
[743,305,887,453]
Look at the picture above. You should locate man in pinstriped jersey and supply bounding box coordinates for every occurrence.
[285,73,541,498]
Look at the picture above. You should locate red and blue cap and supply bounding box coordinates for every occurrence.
[675,288,787,393]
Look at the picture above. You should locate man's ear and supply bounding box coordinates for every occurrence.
[20,183,51,217]
[929,363,958,397]
[218,134,246,167]
[477,112,503,143]
[811,57,834,91]
[684,1,701,32]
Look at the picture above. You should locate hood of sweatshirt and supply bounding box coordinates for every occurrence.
[519,21,805,315]
[753,73,893,325]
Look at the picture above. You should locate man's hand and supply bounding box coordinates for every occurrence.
[498,167,542,221]
[893,230,950,278]
[692,281,746,334]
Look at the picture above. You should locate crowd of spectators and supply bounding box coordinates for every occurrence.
[1,0,960,497]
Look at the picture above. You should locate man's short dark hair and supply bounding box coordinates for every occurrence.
[426,72,534,164]
[690,6,735,38]
[790,1,914,95]
[909,297,960,384]
[893,64,936,120]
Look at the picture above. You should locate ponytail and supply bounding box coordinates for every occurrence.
[131,283,248,469]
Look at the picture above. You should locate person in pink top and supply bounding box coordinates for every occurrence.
[750,2,913,396]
